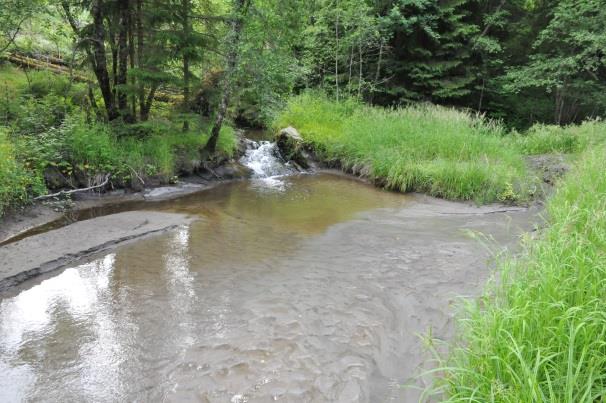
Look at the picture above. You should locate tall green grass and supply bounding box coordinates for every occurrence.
[510,121,606,155]
[274,93,534,203]
[433,148,606,402]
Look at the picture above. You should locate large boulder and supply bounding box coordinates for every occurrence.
[275,126,312,169]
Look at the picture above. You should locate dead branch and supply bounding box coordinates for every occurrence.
[34,174,111,201]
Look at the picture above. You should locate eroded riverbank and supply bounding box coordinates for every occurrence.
[0,173,540,402]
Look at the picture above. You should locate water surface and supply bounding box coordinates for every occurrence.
[0,173,535,402]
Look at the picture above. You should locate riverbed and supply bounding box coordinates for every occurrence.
[0,172,538,402]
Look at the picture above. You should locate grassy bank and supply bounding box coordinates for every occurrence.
[432,145,606,402]
[0,65,237,217]
[274,93,602,203]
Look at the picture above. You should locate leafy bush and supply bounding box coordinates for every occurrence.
[0,129,45,216]
[20,70,77,100]
[15,113,238,187]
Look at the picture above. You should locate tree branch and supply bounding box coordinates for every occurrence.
[0,16,27,54]
[34,175,111,201]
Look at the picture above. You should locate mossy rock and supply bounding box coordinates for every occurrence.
[276,127,309,169]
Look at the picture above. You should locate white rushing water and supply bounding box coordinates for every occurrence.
[239,140,298,189]
[240,140,295,178]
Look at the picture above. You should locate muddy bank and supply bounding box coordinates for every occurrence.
[0,211,195,292]
[0,177,236,246]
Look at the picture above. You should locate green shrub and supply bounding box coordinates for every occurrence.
[0,129,45,216]
[20,71,74,99]
[15,113,238,187]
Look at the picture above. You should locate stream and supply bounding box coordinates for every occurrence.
[0,141,537,402]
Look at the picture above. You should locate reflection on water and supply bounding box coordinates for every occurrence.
[0,173,534,402]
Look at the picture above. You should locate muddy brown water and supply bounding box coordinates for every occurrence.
[0,173,537,402]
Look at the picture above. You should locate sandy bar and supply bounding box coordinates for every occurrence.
[0,211,195,291]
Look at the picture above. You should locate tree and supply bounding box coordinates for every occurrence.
[0,0,43,54]
[299,0,384,101]
[203,0,252,155]
[61,0,176,122]
[504,0,606,124]
[376,0,479,105]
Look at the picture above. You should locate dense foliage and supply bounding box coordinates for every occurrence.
[295,0,606,127]
[2,0,604,128]
[0,65,236,216]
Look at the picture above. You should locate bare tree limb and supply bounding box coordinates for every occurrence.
[34,175,111,201]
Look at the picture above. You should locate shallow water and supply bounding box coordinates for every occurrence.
[0,173,536,402]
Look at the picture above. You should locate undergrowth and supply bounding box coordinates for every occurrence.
[0,65,237,217]
[0,129,45,216]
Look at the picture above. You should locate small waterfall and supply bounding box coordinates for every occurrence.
[239,140,296,178]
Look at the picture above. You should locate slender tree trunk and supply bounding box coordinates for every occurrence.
[371,41,383,103]
[91,0,118,120]
[141,84,158,121]
[136,0,146,121]
[334,0,339,102]
[358,40,363,99]
[108,22,118,105]
[553,87,563,125]
[63,0,117,120]
[478,77,485,112]
[203,0,250,155]
[348,45,354,92]
[87,83,102,120]
[117,0,130,120]
[182,0,192,131]
[128,5,137,119]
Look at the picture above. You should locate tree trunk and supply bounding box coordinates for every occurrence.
[371,41,383,103]
[91,0,118,121]
[182,0,192,132]
[334,0,339,102]
[62,0,117,121]
[117,0,131,121]
[108,22,118,105]
[203,0,250,155]
[357,40,362,99]
[140,84,158,121]
[128,5,137,119]
[348,45,354,91]
[136,0,146,121]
